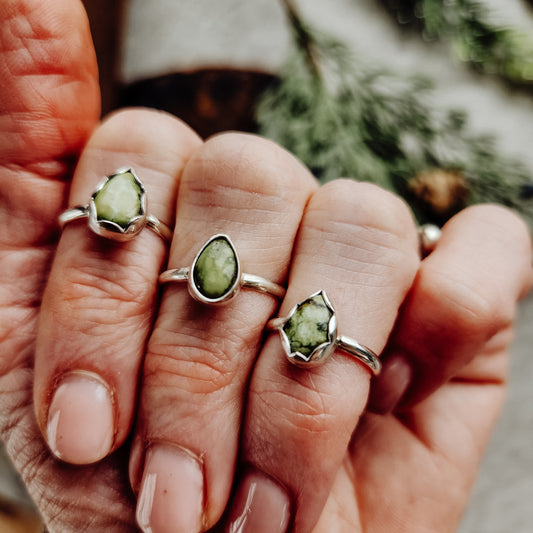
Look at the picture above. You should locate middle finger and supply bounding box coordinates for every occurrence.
[130,133,318,533]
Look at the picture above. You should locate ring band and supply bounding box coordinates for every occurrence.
[159,234,286,304]
[268,290,381,375]
[418,223,441,258]
[59,168,172,242]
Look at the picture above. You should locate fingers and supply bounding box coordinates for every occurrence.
[130,133,318,533]
[34,108,202,465]
[348,331,523,532]
[368,204,533,414]
[225,181,420,533]
[0,0,100,171]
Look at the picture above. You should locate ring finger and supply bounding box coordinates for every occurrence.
[225,180,420,532]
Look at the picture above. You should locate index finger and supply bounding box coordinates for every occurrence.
[34,108,202,464]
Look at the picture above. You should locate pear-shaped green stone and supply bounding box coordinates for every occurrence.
[93,171,142,229]
[193,237,238,299]
[283,293,332,357]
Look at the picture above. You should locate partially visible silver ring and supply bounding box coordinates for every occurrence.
[59,168,172,243]
[268,290,381,375]
[418,223,441,258]
[159,234,286,305]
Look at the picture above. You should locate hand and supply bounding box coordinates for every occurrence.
[0,0,150,529]
[1,1,532,533]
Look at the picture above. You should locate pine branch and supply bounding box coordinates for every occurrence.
[281,0,322,80]
[257,2,533,227]
[382,0,533,86]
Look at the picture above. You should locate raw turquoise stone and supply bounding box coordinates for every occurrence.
[283,293,332,357]
[193,236,238,299]
[93,171,142,229]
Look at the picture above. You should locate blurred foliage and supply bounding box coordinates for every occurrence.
[382,0,533,85]
[256,0,533,227]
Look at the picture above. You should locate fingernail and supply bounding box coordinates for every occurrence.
[136,444,204,533]
[225,469,290,533]
[47,371,114,464]
[368,353,412,414]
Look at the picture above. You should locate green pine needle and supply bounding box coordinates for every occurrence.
[256,3,533,227]
[385,0,533,85]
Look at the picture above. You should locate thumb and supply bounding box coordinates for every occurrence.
[0,2,134,531]
[0,0,99,370]
[0,0,100,247]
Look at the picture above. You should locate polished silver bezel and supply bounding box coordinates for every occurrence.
[278,290,338,368]
[88,168,147,241]
[268,290,381,374]
[188,234,242,305]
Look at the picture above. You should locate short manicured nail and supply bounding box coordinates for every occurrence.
[225,469,290,533]
[136,444,204,533]
[368,353,412,414]
[46,371,114,464]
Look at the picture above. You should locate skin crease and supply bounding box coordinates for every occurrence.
[0,0,137,530]
[0,1,531,532]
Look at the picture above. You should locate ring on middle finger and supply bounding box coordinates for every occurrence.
[159,234,286,305]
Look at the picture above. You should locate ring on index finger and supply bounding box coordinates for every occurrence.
[59,168,172,242]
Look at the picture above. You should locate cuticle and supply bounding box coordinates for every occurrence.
[143,439,205,467]
[46,368,118,451]
[243,462,294,511]
[138,439,208,529]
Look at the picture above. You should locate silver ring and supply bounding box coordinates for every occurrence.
[418,223,441,258]
[59,168,172,242]
[268,290,381,374]
[159,234,286,305]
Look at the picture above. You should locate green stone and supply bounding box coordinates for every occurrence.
[193,236,238,299]
[93,171,142,228]
[283,293,333,357]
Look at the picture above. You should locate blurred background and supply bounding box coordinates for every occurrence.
[1,0,532,531]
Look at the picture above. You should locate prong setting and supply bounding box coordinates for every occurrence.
[88,168,147,241]
[277,290,337,368]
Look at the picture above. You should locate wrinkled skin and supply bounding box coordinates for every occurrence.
[0,1,531,532]
[0,1,136,530]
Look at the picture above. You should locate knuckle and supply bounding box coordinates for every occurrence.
[184,132,316,201]
[64,264,149,307]
[258,383,336,437]
[306,179,417,249]
[456,205,533,297]
[146,330,241,396]
[252,370,357,439]
[98,107,200,151]
[423,267,513,341]
[300,180,420,286]
[144,299,270,403]
[311,180,417,243]
[57,257,154,326]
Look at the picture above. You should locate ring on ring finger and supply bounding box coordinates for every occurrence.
[268,290,381,374]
